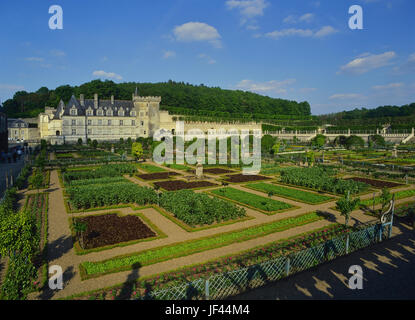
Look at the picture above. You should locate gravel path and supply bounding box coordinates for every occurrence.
[28,169,415,300]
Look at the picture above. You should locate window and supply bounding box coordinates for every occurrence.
[97,110,103,116]
[72,119,76,126]
[132,120,135,126]
[107,110,112,116]
[98,120,102,125]
[131,111,136,117]
[88,120,92,125]
[72,129,76,135]
[144,131,146,135]
[88,129,92,135]
[120,120,123,126]
[141,121,144,126]
[108,120,112,126]
[70,109,77,116]
[119,111,124,117]
[87,110,92,116]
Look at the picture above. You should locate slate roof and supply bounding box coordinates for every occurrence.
[55,95,135,118]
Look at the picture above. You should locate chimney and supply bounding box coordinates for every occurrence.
[111,95,114,105]
[94,93,98,108]
[80,94,85,106]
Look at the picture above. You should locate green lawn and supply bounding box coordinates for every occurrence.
[211,187,293,213]
[360,189,415,207]
[164,163,191,171]
[136,163,167,173]
[246,183,333,204]
[80,211,325,278]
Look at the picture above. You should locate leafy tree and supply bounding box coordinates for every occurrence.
[311,134,326,149]
[132,142,144,161]
[272,142,281,155]
[92,140,98,149]
[261,135,275,154]
[369,135,386,148]
[335,194,360,226]
[29,172,44,192]
[77,138,83,146]
[306,151,315,167]
[345,135,365,150]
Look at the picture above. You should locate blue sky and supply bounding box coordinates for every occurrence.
[0,0,414,115]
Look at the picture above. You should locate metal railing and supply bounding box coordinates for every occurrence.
[137,222,390,300]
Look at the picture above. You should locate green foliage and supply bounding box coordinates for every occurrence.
[159,190,246,226]
[2,80,311,119]
[335,195,360,226]
[380,188,392,213]
[345,135,365,150]
[29,172,44,191]
[1,255,36,300]
[67,182,157,210]
[311,134,326,149]
[211,187,293,213]
[77,138,83,146]
[81,211,324,277]
[261,135,276,154]
[279,167,369,195]
[132,142,144,160]
[63,164,137,182]
[246,183,332,204]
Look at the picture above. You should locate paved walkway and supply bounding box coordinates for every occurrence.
[28,169,415,300]
[232,220,415,300]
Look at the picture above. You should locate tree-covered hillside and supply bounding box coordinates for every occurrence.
[0,80,311,120]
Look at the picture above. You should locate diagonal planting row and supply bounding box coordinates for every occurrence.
[80,211,327,279]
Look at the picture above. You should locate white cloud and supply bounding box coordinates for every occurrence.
[163,50,176,59]
[226,0,269,19]
[198,53,216,64]
[314,26,338,38]
[372,82,404,90]
[236,79,296,94]
[339,51,396,74]
[24,57,44,62]
[283,13,314,24]
[329,93,365,100]
[264,25,337,40]
[92,70,123,81]
[173,22,222,48]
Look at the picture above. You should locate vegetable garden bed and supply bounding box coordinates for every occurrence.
[153,180,218,191]
[224,174,271,183]
[245,182,333,204]
[74,213,157,250]
[79,211,326,279]
[210,187,294,214]
[136,163,167,173]
[136,172,180,181]
[345,177,403,189]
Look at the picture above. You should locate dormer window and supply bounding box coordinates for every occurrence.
[97,109,103,116]
[107,110,113,116]
[119,108,125,117]
[70,108,77,116]
[86,109,93,116]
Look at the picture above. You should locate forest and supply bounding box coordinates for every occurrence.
[0,80,311,119]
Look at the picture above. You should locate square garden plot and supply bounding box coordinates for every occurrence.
[136,172,180,181]
[74,213,157,250]
[224,174,271,183]
[345,177,403,189]
[154,180,218,191]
